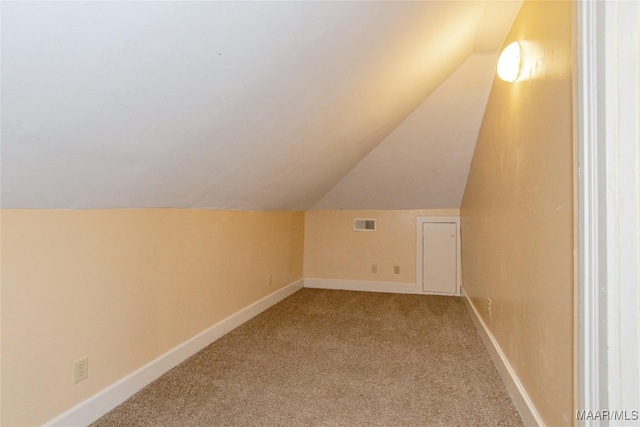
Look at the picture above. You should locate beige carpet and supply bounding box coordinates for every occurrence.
[91,288,523,426]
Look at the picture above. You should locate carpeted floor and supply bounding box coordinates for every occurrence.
[91,288,523,426]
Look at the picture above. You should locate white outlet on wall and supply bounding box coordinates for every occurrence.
[74,356,89,384]
[371,264,377,273]
[394,265,400,274]
[487,298,492,316]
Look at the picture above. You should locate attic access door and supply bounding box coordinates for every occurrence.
[416,217,461,295]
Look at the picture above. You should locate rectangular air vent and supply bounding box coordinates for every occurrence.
[353,218,376,232]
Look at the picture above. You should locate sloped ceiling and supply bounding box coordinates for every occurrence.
[0,1,521,210]
[313,53,498,210]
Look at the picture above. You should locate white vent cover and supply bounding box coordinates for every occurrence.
[353,218,377,231]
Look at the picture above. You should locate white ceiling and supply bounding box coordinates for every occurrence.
[313,53,498,210]
[0,1,521,210]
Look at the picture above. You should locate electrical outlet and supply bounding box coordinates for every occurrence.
[74,356,89,384]
[268,275,273,286]
[371,264,377,273]
[393,265,400,274]
[487,298,492,316]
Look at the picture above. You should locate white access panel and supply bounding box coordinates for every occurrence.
[421,222,457,294]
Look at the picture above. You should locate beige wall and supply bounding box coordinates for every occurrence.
[304,209,458,284]
[460,1,573,425]
[0,209,304,426]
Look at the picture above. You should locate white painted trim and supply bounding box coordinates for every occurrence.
[303,278,428,295]
[601,0,640,417]
[577,1,640,422]
[575,1,610,421]
[416,216,461,296]
[44,279,304,427]
[461,287,544,427]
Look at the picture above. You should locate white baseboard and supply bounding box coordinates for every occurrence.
[304,278,419,294]
[304,278,460,296]
[45,279,304,427]
[461,286,544,427]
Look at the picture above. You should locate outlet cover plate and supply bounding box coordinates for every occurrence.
[74,356,89,384]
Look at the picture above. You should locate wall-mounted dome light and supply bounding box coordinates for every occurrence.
[497,41,522,82]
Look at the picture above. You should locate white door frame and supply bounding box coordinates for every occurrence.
[416,216,461,296]
[577,0,640,424]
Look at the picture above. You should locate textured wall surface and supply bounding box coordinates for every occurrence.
[1,209,304,426]
[304,209,458,284]
[460,1,574,424]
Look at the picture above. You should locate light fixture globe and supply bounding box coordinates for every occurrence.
[497,41,522,82]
